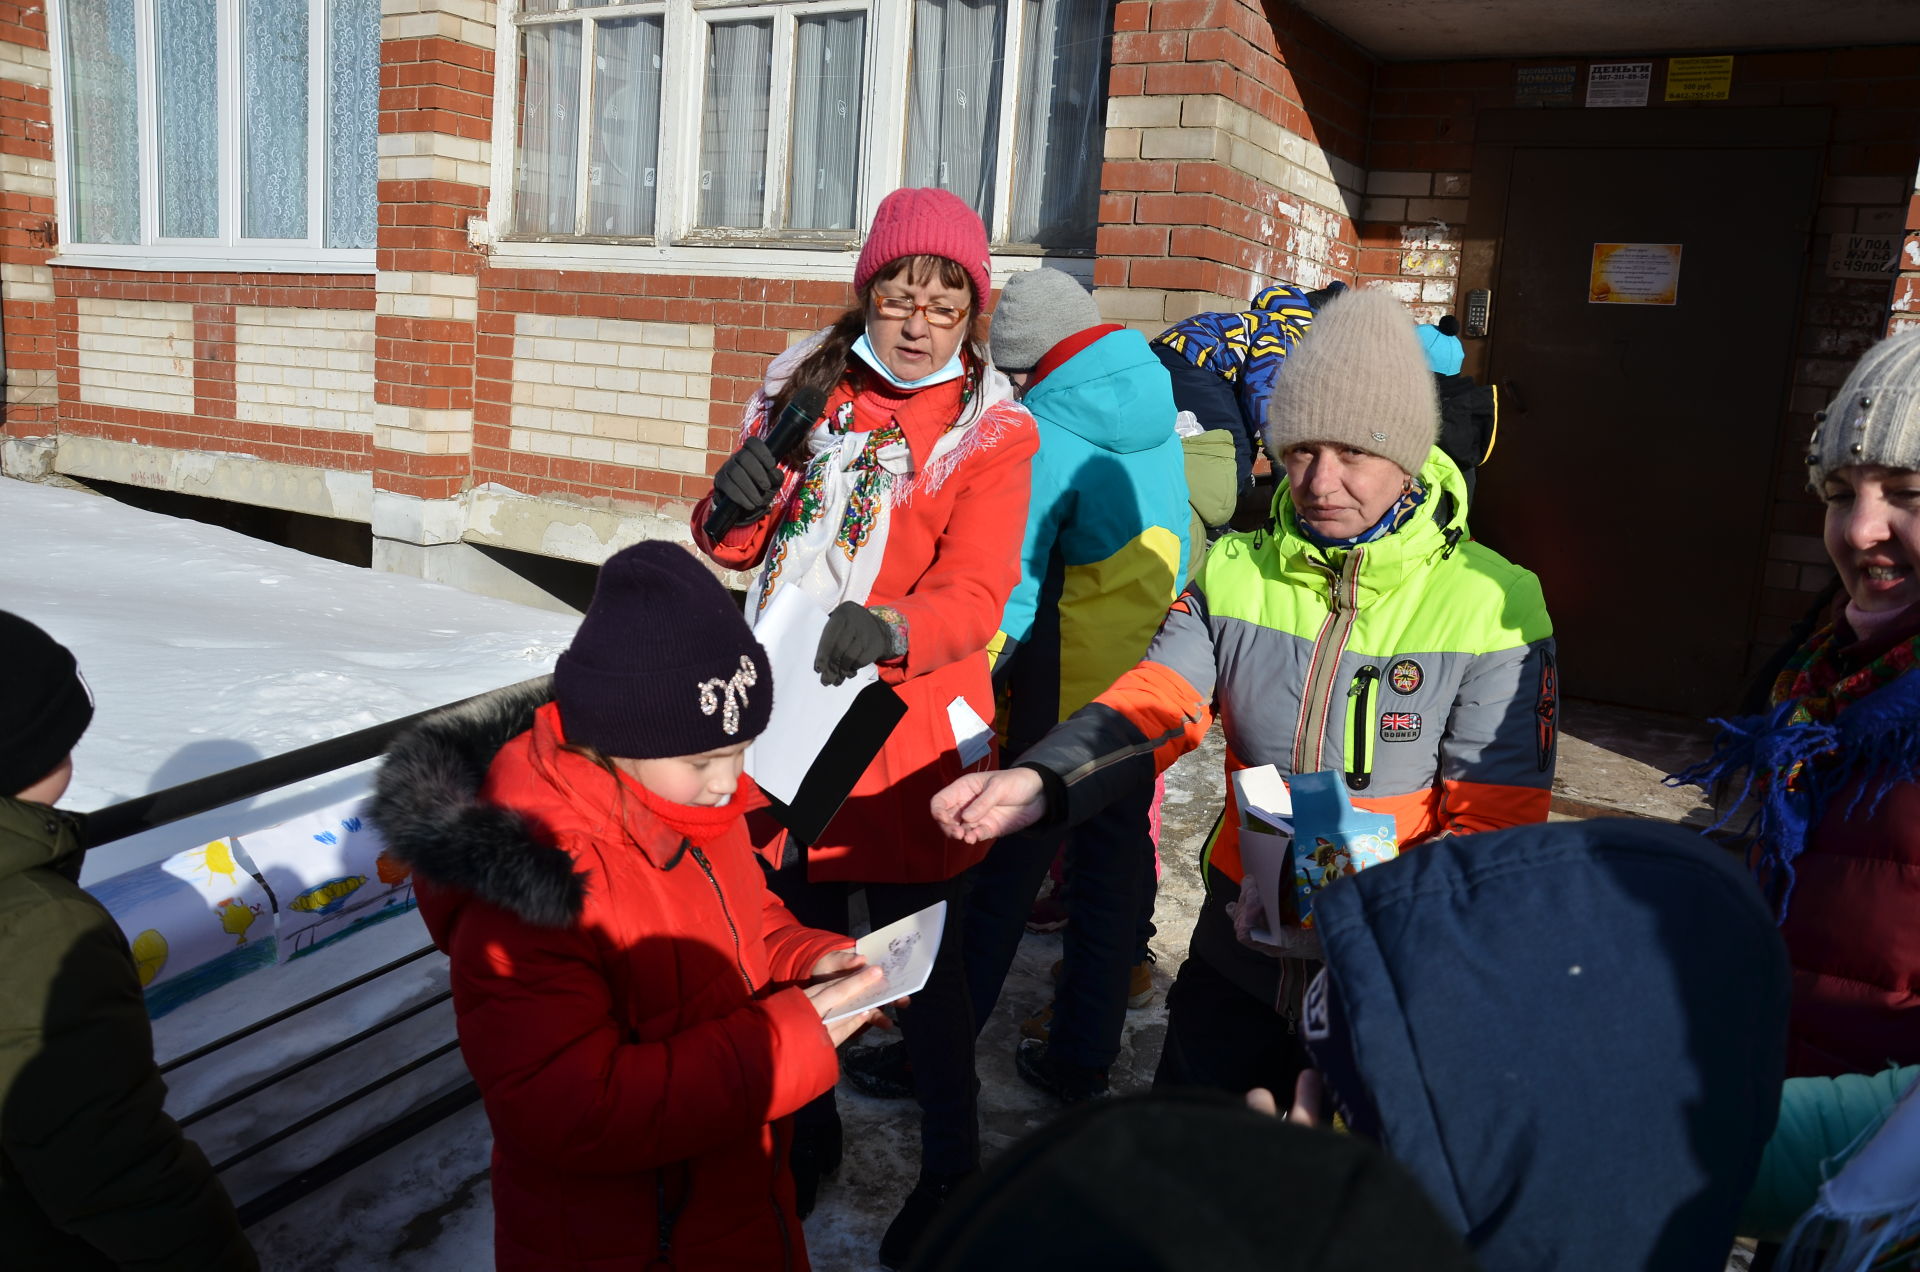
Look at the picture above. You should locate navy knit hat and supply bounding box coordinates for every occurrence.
[0,611,94,798]
[553,543,772,759]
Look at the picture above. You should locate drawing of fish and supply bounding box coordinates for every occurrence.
[132,929,168,986]
[291,876,367,916]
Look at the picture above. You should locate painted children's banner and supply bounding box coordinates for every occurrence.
[236,803,416,962]
[86,796,418,1017]
[87,838,278,1017]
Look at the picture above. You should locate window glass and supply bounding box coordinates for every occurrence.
[241,0,310,239]
[787,12,864,231]
[589,15,665,237]
[698,19,773,229]
[156,0,217,239]
[513,22,583,234]
[1009,0,1106,247]
[325,0,381,249]
[904,0,1005,228]
[63,0,140,245]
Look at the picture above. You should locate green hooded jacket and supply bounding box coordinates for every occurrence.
[0,795,256,1271]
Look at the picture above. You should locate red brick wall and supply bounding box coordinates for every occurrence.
[1096,0,1373,314]
[0,0,56,435]
[52,271,375,467]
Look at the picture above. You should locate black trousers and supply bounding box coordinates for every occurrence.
[1152,949,1313,1097]
[962,780,1157,1070]
[764,856,979,1176]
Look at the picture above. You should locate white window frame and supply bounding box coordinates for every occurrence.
[46,0,378,274]
[488,0,1099,284]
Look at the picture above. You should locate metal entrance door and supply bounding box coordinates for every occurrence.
[1471,138,1820,715]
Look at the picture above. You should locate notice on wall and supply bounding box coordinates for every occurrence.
[1586,62,1651,108]
[1515,64,1578,108]
[1589,243,1682,305]
[1826,232,1902,279]
[1665,56,1734,101]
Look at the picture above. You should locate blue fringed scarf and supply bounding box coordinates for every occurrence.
[1668,666,1920,922]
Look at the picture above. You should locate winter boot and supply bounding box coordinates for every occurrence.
[788,1115,842,1220]
[1025,852,1069,933]
[1019,1003,1052,1042]
[878,1168,977,1269]
[842,1038,915,1100]
[1127,953,1157,1009]
[1014,1037,1110,1104]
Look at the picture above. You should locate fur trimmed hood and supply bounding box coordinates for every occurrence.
[370,676,586,928]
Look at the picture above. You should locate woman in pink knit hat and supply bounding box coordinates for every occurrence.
[692,187,1037,1266]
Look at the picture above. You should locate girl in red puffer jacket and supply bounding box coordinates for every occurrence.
[373,543,889,1271]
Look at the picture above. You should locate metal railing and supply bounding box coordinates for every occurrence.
[83,676,548,1227]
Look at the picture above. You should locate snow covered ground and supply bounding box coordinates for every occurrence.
[5,475,1222,1271]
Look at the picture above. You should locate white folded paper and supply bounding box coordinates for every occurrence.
[822,900,947,1025]
[745,585,881,804]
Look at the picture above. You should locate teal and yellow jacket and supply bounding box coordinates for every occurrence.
[1018,447,1556,1002]
[994,327,1190,749]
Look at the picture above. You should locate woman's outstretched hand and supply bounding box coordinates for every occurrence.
[931,767,1047,843]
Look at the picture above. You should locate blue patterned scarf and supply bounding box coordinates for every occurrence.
[1667,664,1920,921]
[1296,481,1428,550]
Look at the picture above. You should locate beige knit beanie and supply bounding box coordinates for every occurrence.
[1806,328,1920,489]
[1263,286,1438,477]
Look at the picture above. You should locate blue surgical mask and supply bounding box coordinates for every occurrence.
[852,332,965,391]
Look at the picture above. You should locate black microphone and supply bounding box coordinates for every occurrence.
[703,385,829,541]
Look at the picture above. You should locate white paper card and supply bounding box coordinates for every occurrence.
[1231,764,1294,833]
[822,900,947,1025]
[947,696,993,767]
[1239,826,1294,946]
[745,585,880,804]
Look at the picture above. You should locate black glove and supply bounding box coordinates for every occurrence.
[712,437,782,521]
[815,603,893,686]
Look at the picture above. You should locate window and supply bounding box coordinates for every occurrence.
[52,0,379,262]
[501,0,1106,253]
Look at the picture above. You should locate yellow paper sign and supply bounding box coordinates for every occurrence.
[1665,56,1733,101]
[1589,243,1682,305]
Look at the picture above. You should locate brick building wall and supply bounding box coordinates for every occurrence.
[1361,49,1920,650]
[3,0,1916,662]
[0,2,55,435]
[1094,0,1372,331]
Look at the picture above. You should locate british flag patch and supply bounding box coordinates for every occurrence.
[1380,711,1422,742]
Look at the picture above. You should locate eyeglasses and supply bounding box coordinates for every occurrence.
[871,295,971,329]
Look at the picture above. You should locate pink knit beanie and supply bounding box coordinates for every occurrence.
[856,188,992,306]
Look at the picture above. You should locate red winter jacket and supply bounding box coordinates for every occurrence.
[1778,774,1920,1078]
[694,345,1037,884]
[375,690,846,1270]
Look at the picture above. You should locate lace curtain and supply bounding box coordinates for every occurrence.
[62,0,139,244]
[589,16,665,237]
[698,20,772,229]
[326,0,380,248]
[905,0,1005,227]
[788,13,865,231]
[1009,0,1105,247]
[513,23,582,234]
[156,0,216,238]
[242,0,310,239]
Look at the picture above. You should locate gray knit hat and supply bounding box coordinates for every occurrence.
[1806,329,1920,489]
[990,268,1101,372]
[1264,287,1438,477]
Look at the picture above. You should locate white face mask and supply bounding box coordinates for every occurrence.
[851,332,965,391]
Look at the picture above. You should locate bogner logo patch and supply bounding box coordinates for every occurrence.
[1388,658,1423,695]
[1380,711,1422,742]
